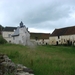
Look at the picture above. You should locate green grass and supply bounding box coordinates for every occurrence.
[0,43,75,75]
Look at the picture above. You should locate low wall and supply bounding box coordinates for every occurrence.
[0,53,34,75]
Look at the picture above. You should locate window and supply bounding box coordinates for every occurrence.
[42,39,44,43]
[8,34,11,37]
[9,40,11,43]
[58,36,60,39]
[56,41,58,45]
[64,39,65,42]
[59,40,60,42]
[35,37,38,41]
[13,37,15,40]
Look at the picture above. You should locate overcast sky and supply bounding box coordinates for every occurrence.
[0,0,75,33]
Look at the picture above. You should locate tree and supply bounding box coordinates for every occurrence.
[0,25,4,35]
[0,35,7,44]
[0,25,4,31]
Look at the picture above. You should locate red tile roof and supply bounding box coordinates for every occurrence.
[3,27,50,39]
[51,26,75,36]
[30,33,50,39]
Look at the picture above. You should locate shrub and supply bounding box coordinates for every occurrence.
[0,35,7,44]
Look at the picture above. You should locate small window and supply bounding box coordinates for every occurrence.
[13,37,15,40]
[35,37,38,41]
[59,40,60,42]
[64,39,65,42]
[56,41,58,45]
[8,34,11,37]
[42,39,44,43]
[9,40,11,43]
[58,36,60,39]
[46,43,47,45]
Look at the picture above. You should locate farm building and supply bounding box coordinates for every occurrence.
[49,26,75,45]
[2,22,50,45]
[2,27,17,43]
[30,33,50,45]
[12,21,30,45]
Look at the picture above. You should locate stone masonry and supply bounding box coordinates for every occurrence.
[0,53,34,75]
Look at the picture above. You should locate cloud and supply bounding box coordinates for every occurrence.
[24,3,71,24]
[0,0,75,33]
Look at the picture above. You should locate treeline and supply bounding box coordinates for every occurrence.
[0,35,7,44]
[0,25,4,31]
[0,25,4,35]
[0,25,7,44]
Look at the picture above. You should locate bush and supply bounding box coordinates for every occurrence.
[0,35,7,44]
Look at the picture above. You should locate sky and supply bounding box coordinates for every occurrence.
[0,0,75,33]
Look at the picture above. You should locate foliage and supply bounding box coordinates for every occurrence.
[0,25,4,31]
[0,44,75,75]
[0,35,7,44]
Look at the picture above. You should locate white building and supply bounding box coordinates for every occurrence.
[2,22,50,45]
[49,26,75,45]
[12,21,30,46]
[30,33,50,45]
[2,27,17,43]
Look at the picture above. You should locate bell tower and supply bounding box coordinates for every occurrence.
[20,21,24,28]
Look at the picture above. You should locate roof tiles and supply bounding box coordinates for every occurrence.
[51,26,75,36]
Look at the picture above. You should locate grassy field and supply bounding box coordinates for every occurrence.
[0,44,75,75]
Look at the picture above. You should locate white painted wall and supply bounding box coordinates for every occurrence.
[61,35,75,44]
[49,36,58,45]
[49,34,75,45]
[12,27,30,46]
[2,31,14,43]
[31,39,49,45]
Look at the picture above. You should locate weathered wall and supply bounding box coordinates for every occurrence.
[49,34,75,45]
[13,27,30,46]
[0,54,34,75]
[2,31,14,43]
[49,36,58,45]
[31,39,49,45]
[61,35,75,44]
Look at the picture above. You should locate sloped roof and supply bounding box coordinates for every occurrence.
[12,27,19,37]
[2,26,50,39]
[3,27,17,32]
[30,33,50,39]
[51,26,75,36]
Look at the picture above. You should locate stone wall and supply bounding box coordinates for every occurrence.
[0,54,34,75]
